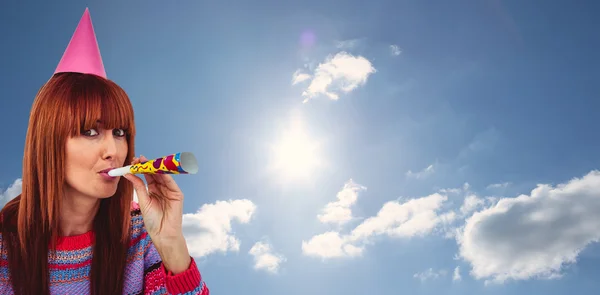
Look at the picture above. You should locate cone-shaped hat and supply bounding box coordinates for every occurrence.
[54,8,106,78]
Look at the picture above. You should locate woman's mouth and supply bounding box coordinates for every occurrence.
[98,168,118,181]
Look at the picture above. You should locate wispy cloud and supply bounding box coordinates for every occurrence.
[439,182,470,195]
[406,164,435,179]
[249,241,286,274]
[293,51,376,103]
[486,182,511,190]
[390,44,402,56]
[458,128,500,159]
[336,39,363,49]
[453,266,462,282]
[291,69,312,85]
[459,194,486,216]
[182,199,257,258]
[435,183,497,239]
[413,268,447,282]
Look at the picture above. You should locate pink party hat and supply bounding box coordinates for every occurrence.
[54,8,106,78]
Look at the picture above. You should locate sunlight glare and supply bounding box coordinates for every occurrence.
[268,116,322,182]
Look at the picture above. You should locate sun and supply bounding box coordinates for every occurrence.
[268,116,322,182]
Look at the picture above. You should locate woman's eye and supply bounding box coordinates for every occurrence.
[114,129,126,137]
[83,129,98,136]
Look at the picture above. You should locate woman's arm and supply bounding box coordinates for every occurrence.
[142,234,209,295]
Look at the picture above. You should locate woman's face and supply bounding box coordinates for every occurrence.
[64,123,129,200]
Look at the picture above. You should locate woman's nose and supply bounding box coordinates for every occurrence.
[102,132,118,160]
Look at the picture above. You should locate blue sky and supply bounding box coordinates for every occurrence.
[1,1,600,294]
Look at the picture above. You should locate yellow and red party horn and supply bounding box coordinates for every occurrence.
[108,152,199,176]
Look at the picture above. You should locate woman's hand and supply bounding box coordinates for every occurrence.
[124,155,192,274]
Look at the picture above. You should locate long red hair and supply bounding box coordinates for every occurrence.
[0,72,136,295]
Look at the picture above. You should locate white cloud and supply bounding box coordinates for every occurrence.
[248,241,286,274]
[182,199,257,258]
[437,183,494,219]
[303,170,600,285]
[406,164,435,179]
[413,268,447,282]
[303,187,452,259]
[349,193,449,242]
[438,184,497,240]
[295,51,376,103]
[390,45,402,56]
[317,179,366,226]
[453,266,462,282]
[0,178,22,207]
[457,170,600,284]
[301,231,364,259]
[459,194,485,216]
[292,69,311,85]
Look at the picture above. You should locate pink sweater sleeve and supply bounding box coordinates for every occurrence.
[142,236,209,295]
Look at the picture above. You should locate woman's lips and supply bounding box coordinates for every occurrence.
[98,171,118,181]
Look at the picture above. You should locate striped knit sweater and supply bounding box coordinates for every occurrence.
[0,202,209,295]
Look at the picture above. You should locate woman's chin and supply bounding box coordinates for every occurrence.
[93,185,120,199]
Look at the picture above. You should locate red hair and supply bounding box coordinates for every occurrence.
[0,72,136,295]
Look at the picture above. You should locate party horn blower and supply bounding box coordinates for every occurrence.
[108,152,199,176]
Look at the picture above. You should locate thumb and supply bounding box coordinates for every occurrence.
[124,174,149,207]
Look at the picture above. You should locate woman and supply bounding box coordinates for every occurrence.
[0,8,209,295]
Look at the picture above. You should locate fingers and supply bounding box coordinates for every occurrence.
[137,155,157,185]
[126,156,150,203]
[124,173,144,191]
[158,173,181,193]
[131,155,156,186]
[123,173,149,206]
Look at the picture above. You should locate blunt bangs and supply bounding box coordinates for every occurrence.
[48,73,136,137]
